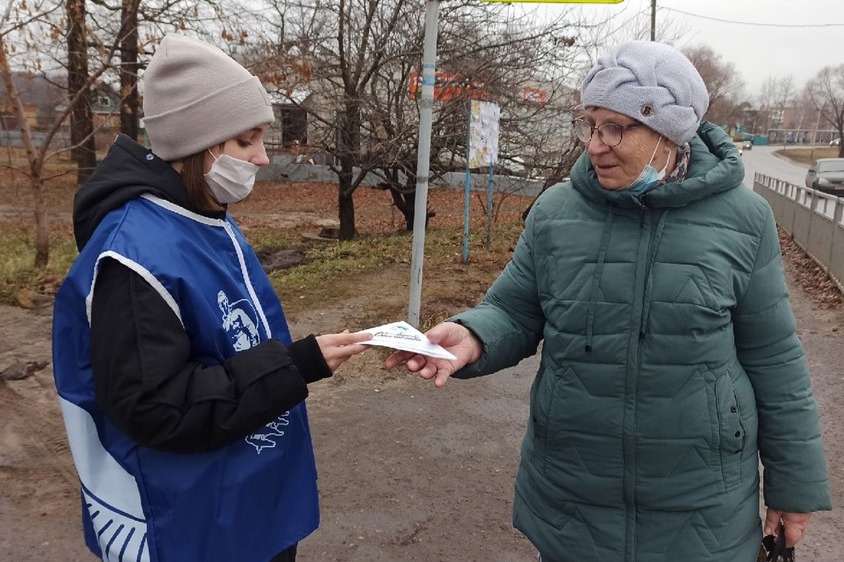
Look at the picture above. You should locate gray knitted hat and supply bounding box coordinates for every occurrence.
[580,41,709,145]
[142,34,275,161]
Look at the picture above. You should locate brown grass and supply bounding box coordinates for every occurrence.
[235,181,531,327]
[1,154,840,324]
[0,169,533,324]
[775,146,840,165]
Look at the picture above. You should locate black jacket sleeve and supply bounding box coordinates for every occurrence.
[89,258,332,454]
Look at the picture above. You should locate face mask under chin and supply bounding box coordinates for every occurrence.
[625,136,668,196]
[204,152,260,204]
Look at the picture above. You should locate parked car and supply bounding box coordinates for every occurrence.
[742,139,753,150]
[805,158,844,195]
[830,138,841,146]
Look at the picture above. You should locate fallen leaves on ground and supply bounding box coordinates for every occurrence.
[779,227,843,310]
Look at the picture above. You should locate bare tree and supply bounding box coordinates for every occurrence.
[805,65,844,157]
[306,0,414,240]
[119,0,141,141]
[358,6,585,231]
[570,1,689,74]
[1,0,264,267]
[0,0,120,266]
[682,45,745,131]
[521,137,582,221]
[67,0,97,183]
[260,0,590,238]
[757,75,796,136]
[785,89,817,140]
[87,0,252,143]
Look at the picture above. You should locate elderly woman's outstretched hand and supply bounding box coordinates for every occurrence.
[384,322,482,387]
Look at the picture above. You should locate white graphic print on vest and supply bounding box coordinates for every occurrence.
[246,412,291,453]
[217,290,260,350]
[59,398,150,562]
[84,487,149,562]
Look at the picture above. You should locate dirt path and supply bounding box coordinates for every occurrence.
[1,259,843,561]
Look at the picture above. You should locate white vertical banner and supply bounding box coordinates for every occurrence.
[468,100,500,168]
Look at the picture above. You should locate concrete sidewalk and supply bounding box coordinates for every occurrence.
[779,260,844,561]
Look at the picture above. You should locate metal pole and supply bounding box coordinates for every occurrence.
[407,0,440,328]
[462,103,472,263]
[485,164,494,249]
[650,0,656,41]
[812,105,824,144]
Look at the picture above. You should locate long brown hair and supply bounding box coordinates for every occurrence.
[179,150,224,212]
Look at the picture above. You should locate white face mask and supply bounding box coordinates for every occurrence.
[204,151,260,204]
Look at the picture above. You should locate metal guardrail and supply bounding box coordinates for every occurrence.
[754,173,844,293]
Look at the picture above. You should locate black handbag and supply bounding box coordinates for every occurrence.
[757,528,796,562]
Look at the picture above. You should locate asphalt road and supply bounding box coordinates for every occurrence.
[741,143,813,187]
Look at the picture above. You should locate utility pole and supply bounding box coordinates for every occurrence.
[408,0,624,327]
[650,0,656,40]
[407,0,440,328]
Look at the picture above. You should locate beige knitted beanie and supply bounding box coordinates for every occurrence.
[142,34,275,161]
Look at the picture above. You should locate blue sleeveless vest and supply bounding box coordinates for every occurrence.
[53,195,319,562]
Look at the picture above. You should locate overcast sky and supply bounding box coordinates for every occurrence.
[525,0,844,100]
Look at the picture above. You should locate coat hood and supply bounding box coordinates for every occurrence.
[72,134,193,251]
[570,121,745,209]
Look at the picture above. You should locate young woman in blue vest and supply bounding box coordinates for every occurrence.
[52,34,372,562]
[386,41,832,561]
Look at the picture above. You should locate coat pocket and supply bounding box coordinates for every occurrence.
[703,366,746,491]
[527,362,556,474]
[526,363,624,506]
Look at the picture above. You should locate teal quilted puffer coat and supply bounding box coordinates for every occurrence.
[452,122,831,562]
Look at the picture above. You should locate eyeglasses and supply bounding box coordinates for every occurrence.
[572,118,644,147]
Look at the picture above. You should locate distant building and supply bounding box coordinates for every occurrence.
[0,72,65,132]
[0,72,122,150]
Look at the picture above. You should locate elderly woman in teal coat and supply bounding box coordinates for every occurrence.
[386,41,831,562]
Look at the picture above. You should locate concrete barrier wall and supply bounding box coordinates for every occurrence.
[256,154,547,197]
[754,173,844,293]
[0,130,71,148]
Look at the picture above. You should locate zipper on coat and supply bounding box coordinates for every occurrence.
[623,205,651,562]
